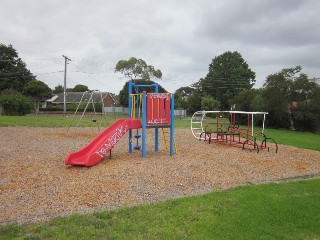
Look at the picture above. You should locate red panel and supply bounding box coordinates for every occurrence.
[147,94,152,122]
[159,98,165,119]
[153,98,159,119]
[146,93,171,125]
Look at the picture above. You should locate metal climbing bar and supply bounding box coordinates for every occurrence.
[191,110,278,153]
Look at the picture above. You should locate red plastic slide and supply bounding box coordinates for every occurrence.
[65,118,142,166]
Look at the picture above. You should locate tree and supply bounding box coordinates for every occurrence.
[0,44,36,92]
[249,92,265,112]
[185,91,202,115]
[69,84,89,92]
[262,66,319,130]
[291,83,320,132]
[174,86,196,110]
[118,79,167,107]
[0,89,33,115]
[174,93,184,109]
[23,80,52,114]
[230,88,264,112]
[199,51,255,109]
[201,95,220,111]
[291,73,317,103]
[53,84,63,94]
[263,67,294,129]
[230,88,265,125]
[175,86,195,97]
[115,57,162,81]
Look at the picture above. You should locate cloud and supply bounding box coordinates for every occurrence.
[1,0,319,93]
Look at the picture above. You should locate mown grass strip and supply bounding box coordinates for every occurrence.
[1,178,320,240]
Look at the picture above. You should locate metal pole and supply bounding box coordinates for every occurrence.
[170,93,175,156]
[62,55,71,116]
[142,91,147,158]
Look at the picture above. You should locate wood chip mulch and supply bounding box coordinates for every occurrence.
[1,127,319,224]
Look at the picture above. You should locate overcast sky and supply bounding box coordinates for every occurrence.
[1,0,319,94]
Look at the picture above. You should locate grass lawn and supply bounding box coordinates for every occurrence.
[264,128,320,151]
[1,178,320,239]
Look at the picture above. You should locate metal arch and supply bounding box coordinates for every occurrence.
[191,111,207,140]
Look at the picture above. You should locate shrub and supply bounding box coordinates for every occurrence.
[0,91,33,115]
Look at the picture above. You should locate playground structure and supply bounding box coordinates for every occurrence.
[191,110,278,153]
[65,81,175,166]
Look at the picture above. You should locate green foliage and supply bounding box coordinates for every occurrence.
[0,90,33,115]
[174,86,195,96]
[40,104,63,111]
[69,84,90,92]
[230,88,265,125]
[291,80,320,132]
[68,102,103,112]
[173,92,184,109]
[263,66,319,131]
[263,67,296,129]
[53,84,63,94]
[291,102,318,132]
[23,80,52,113]
[43,102,103,112]
[118,79,167,107]
[198,51,255,109]
[23,80,52,101]
[1,178,320,239]
[0,44,36,92]
[174,86,196,110]
[185,90,202,114]
[250,93,264,112]
[115,57,162,81]
[201,95,220,110]
[291,74,317,102]
[231,88,264,111]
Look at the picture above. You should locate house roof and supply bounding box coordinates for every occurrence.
[47,92,113,104]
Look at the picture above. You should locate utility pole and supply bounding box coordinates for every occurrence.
[62,55,71,116]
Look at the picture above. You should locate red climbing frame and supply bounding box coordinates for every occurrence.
[197,111,278,153]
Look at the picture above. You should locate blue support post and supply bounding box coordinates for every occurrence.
[170,93,175,156]
[133,84,141,150]
[154,84,159,152]
[128,81,133,153]
[142,91,147,157]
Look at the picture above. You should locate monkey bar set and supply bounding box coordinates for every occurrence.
[191,111,278,153]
